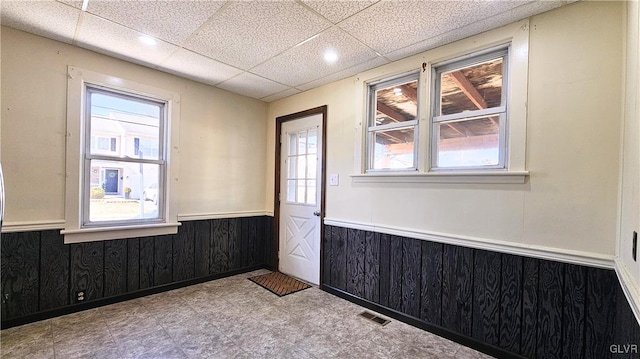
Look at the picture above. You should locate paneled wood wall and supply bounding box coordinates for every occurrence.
[1,216,273,328]
[323,225,640,359]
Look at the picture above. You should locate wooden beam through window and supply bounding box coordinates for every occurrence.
[399,84,418,104]
[376,101,408,123]
[448,70,498,127]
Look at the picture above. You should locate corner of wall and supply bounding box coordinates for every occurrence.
[616,0,640,326]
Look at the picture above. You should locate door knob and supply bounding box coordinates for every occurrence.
[313,210,321,216]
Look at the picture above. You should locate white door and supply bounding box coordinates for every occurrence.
[279,114,322,285]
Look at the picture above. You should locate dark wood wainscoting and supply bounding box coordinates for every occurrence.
[322,225,640,359]
[1,216,274,329]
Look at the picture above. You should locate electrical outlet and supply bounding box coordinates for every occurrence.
[633,231,638,262]
[76,290,85,302]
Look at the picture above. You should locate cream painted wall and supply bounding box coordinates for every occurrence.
[1,27,268,226]
[267,1,624,257]
[618,0,640,307]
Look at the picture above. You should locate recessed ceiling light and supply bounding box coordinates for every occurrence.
[323,49,338,64]
[138,35,157,47]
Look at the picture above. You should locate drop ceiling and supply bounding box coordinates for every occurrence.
[1,0,572,102]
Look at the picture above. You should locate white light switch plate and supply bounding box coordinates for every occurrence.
[329,174,339,186]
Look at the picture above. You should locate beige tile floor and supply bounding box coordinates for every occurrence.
[0,270,493,358]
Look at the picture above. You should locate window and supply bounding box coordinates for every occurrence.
[286,128,318,205]
[354,21,528,183]
[366,71,419,171]
[63,66,180,243]
[431,48,508,170]
[84,86,165,225]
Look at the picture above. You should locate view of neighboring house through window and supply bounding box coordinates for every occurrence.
[431,48,508,169]
[367,71,419,171]
[85,86,165,225]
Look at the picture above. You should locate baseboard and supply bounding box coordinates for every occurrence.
[321,284,526,359]
[614,258,640,325]
[1,264,267,330]
[323,218,615,269]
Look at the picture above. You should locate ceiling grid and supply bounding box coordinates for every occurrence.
[0,0,573,102]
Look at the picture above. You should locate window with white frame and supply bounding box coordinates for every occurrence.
[84,86,165,225]
[431,48,508,170]
[355,21,528,183]
[366,71,419,171]
[63,66,180,243]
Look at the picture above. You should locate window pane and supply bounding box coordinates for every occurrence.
[296,180,306,203]
[289,133,297,156]
[297,155,306,178]
[371,127,415,170]
[287,156,297,179]
[439,57,503,116]
[436,116,500,167]
[298,130,307,155]
[307,154,317,179]
[88,160,160,222]
[372,79,418,127]
[307,180,316,205]
[89,91,161,160]
[287,180,296,202]
[307,128,317,154]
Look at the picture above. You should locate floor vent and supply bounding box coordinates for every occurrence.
[359,311,391,326]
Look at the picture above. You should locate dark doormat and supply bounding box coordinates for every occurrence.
[248,272,311,297]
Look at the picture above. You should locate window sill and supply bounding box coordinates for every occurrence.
[61,222,181,244]
[351,171,529,184]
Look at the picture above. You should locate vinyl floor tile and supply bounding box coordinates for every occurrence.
[0,270,493,358]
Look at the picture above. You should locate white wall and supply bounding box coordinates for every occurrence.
[618,0,640,318]
[267,1,624,259]
[1,27,268,228]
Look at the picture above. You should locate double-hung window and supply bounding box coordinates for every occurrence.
[84,86,166,225]
[357,21,528,183]
[431,48,508,170]
[64,66,180,243]
[366,71,420,171]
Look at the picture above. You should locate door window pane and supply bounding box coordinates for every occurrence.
[307,129,317,154]
[307,180,316,205]
[285,127,319,205]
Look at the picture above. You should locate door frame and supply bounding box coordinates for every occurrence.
[273,105,327,283]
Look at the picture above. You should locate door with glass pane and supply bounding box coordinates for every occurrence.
[279,114,322,285]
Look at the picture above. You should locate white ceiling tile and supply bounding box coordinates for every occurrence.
[184,0,331,70]
[217,73,290,100]
[76,13,178,68]
[300,0,379,24]
[158,49,243,87]
[5,0,569,99]
[296,56,388,92]
[339,0,526,55]
[84,0,226,45]
[1,0,79,44]
[261,88,301,102]
[56,0,82,9]
[384,1,565,61]
[251,28,379,87]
